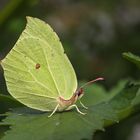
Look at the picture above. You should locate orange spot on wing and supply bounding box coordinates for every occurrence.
[35,63,40,69]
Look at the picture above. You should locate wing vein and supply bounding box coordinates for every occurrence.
[3,58,56,96]
[19,35,67,97]
[10,89,56,99]
[41,47,61,96]
[29,71,56,95]
[12,47,58,96]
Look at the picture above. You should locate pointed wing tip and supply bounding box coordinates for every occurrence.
[26,16,34,21]
[25,16,46,25]
[26,16,40,22]
[25,16,51,28]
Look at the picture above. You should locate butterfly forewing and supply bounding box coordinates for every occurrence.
[1,17,77,111]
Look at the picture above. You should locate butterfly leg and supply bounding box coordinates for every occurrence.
[70,104,86,115]
[48,104,59,117]
[79,100,88,109]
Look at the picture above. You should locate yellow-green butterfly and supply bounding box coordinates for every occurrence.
[1,17,103,117]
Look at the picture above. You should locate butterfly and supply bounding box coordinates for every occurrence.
[1,17,104,117]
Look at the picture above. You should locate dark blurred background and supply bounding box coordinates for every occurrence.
[0,0,140,140]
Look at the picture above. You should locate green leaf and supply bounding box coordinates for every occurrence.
[123,52,140,110]
[0,82,139,140]
[123,52,140,69]
[0,94,23,113]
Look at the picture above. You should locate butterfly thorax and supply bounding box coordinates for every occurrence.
[57,88,84,111]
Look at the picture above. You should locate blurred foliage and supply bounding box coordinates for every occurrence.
[0,94,22,114]
[0,0,140,87]
[123,52,140,69]
[0,0,140,140]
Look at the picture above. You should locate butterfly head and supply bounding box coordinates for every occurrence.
[75,77,104,99]
[75,88,84,99]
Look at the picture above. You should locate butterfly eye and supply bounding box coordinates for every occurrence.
[76,88,84,97]
[78,92,84,99]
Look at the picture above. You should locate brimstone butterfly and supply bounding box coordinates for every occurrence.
[1,17,103,117]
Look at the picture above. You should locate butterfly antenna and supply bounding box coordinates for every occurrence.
[79,77,104,89]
